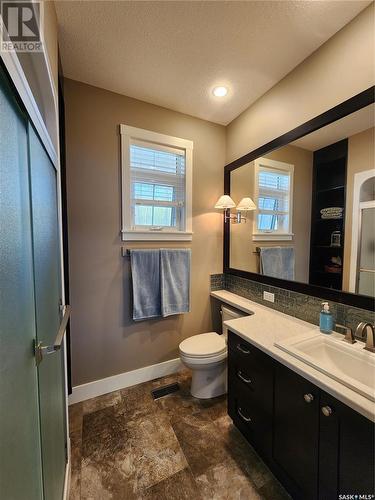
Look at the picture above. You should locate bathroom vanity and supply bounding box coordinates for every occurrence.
[228,331,374,499]
[212,291,375,500]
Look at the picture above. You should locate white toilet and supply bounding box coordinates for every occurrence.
[179,305,245,399]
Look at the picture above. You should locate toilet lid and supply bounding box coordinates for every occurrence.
[179,332,226,358]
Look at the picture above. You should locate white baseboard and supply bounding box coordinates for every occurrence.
[68,358,183,405]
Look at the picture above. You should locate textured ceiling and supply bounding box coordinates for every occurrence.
[55,0,371,125]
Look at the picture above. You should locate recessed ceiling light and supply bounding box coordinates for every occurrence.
[212,86,228,97]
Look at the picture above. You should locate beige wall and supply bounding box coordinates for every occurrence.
[343,127,375,290]
[64,79,225,386]
[230,144,313,282]
[226,4,374,164]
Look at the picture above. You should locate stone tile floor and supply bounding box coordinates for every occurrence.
[69,370,289,499]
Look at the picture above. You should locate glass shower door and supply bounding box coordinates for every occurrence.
[0,68,43,500]
[357,204,375,297]
[29,125,67,500]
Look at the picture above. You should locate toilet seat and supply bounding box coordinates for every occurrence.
[179,332,226,358]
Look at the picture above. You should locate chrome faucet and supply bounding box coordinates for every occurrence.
[355,322,375,353]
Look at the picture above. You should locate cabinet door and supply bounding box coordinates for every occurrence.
[319,391,374,498]
[274,363,319,500]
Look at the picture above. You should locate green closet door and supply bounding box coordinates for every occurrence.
[29,126,67,500]
[0,70,43,499]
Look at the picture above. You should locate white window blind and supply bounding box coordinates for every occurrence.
[253,157,294,239]
[258,167,290,232]
[130,140,186,230]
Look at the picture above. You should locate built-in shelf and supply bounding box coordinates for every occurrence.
[315,217,343,223]
[309,139,347,291]
[316,185,345,194]
[314,245,343,249]
[311,269,342,276]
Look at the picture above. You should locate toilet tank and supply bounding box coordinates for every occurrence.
[221,305,246,340]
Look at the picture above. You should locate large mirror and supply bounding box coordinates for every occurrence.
[227,102,374,301]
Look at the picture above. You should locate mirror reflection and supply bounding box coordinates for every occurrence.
[229,104,375,297]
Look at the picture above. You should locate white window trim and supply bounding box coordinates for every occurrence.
[253,157,294,241]
[120,124,193,241]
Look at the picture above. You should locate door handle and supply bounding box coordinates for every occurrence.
[35,305,71,365]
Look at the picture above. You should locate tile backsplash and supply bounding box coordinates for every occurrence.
[210,273,374,338]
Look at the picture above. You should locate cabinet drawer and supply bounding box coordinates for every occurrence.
[228,330,261,359]
[229,381,273,460]
[228,331,273,394]
[228,346,273,398]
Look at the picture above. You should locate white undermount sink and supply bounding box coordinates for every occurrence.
[275,332,375,402]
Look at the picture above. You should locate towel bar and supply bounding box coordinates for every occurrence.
[253,246,296,255]
[122,247,190,257]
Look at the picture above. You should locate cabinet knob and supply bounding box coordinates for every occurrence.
[303,393,314,403]
[321,406,333,417]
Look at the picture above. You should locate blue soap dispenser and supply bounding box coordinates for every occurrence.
[320,302,333,334]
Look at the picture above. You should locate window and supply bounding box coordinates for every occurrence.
[253,157,294,241]
[120,125,193,241]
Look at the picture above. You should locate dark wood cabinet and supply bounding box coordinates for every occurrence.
[319,391,375,498]
[273,364,319,499]
[227,331,375,500]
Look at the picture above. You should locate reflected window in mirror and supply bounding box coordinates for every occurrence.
[254,157,294,240]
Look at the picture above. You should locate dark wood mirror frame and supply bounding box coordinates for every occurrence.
[223,86,375,311]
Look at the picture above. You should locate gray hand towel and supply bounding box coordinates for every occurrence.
[160,249,191,317]
[260,246,295,280]
[130,249,161,321]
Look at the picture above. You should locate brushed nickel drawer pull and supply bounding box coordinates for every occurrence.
[236,344,250,355]
[238,407,252,423]
[237,371,252,384]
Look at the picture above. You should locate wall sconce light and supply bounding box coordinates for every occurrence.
[214,195,256,223]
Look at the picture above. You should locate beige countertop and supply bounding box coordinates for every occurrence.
[211,290,375,422]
